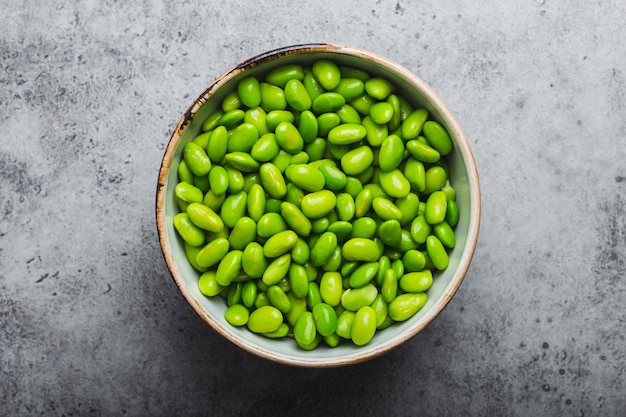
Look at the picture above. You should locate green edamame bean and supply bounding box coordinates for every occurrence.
[351,306,377,346]
[426,235,449,270]
[404,158,426,193]
[310,232,338,267]
[378,169,411,198]
[250,133,279,162]
[244,107,270,136]
[285,293,307,326]
[259,163,287,198]
[262,253,291,286]
[316,164,347,191]
[378,135,404,172]
[284,78,312,111]
[215,250,242,286]
[410,215,431,244]
[263,230,299,258]
[193,174,210,194]
[327,124,367,145]
[267,285,292,313]
[336,310,355,339]
[185,242,207,272]
[372,197,403,221]
[339,65,370,81]
[423,120,453,155]
[305,138,326,162]
[241,242,267,279]
[386,94,402,131]
[174,182,203,203]
[298,110,319,143]
[196,237,230,268]
[350,93,376,115]
[312,59,341,90]
[244,183,264,222]
[401,108,429,140]
[378,219,402,247]
[248,305,283,333]
[222,91,241,111]
[389,293,427,321]
[425,191,448,225]
[335,193,355,221]
[342,176,362,198]
[397,229,418,253]
[349,217,375,240]
[301,190,337,219]
[185,203,223,233]
[198,270,223,296]
[307,281,323,309]
[218,109,245,128]
[391,258,405,278]
[446,200,460,227]
[278,201,311,237]
[370,294,389,327]
[403,250,426,272]
[256,212,287,237]
[228,123,259,153]
[376,254,391,286]
[207,126,228,163]
[312,91,346,113]
[349,262,379,288]
[288,264,310,299]
[177,160,195,185]
[202,109,224,132]
[336,104,362,125]
[433,221,456,249]
[365,77,394,100]
[263,323,290,339]
[225,166,244,194]
[400,270,433,293]
[369,102,394,125]
[183,142,211,177]
[406,139,441,163]
[424,166,448,195]
[192,131,211,150]
[342,238,381,262]
[224,152,260,172]
[237,76,261,108]
[294,311,317,346]
[341,145,374,176]
[173,213,205,246]
[358,116,386,148]
[302,71,325,102]
[325,221,351,243]
[271,150,292,173]
[274,122,303,154]
[291,238,310,265]
[224,304,249,327]
[266,64,304,87]
[259,82,286,111]
[254,292,270,308]
[208,166,229,195]
[322,245,342,272]
[285,164,325,192]
[333,78,365,101]
[395,193,420,226]
[316,112,341,137]
[241,281,257,307]
[319,271,343,306]
[341,283,378,311]
[353,188,373,218]
[312,303,337,337]
[265,110,294,132]
[381,269,398,303]
[220,191,247,228]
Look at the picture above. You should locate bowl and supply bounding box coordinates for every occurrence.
[156,43,480,367]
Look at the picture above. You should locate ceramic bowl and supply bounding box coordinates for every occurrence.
[156,43,480,367]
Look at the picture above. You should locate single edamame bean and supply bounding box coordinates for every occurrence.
[284,78,312,111]
[349,262,379,288]
[220,191,247,228]
[301,190,337,219]
[263,230,299,257]
[224,304,249,327]
[362,115,388,146]
[242,281,257,308]
[286,164,325,192]
[378,169,411,198]
[262,253,291,286]
[425,191,447,225]
[259,82,287,111]
[198,270,223,296]
[381,269,398,303]
[266,64,304,87]
[215,250,242,286]
[237,76,261,108]
[342,238,381,261]
[250,133,279,162]
[426,235,449,270]
[335,193,355,221]
[298,110,319,143]
[406,139,440,163]
[316,164,347,191]
[378,219,402,247]
[267,285,292,313]
[336,104,362,124]
[446,200,460,227]
[289,264,310,299]
[372,197,403,221]
[207,126,228,163]
[341,283,378,311]
[263,323,290,339]
[370,294,389,327]
[317,112,341,137]
[196,237,230,268]
[280,201,312,237]
[275,122,304,154]
[186,202,224,232]
[401,108,429,140]
[242,242,267,279]
[433,221,456,248]
[336,310,355,339]
[312,92,346,114]
[389,293,427,321]
[294,311,317,346]
[369,102,394,125]
[320,271,343,306]
[313,303,338,337]
[423,121,453,155]
[256,212,287,237]
[224,152,260,172]
[403,250,426,272]
[327,124,367,145]
[404,158,426,193]
[351,306,377,346]
[183,142,211,176]
[312,59,341,90]
[310,232,338,267]
[173,213,205,246]
[245,107,270,136]
[410,215,431,244]
[333,78,365,101]
[378,135,404,172]
[365,77,394,100]
[400,270,433,293]
[259,163,287,198]
[248,305,283,333]
[218,109,245,128]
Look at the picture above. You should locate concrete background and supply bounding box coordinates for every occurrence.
[1,0,625,415]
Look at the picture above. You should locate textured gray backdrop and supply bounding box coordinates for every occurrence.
[1,0,625,416]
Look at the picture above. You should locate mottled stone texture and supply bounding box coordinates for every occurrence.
[1,0,625,415]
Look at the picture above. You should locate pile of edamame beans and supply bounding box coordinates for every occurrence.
[173,59,460,350]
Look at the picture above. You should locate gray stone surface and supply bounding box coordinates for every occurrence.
[1,0,625,415]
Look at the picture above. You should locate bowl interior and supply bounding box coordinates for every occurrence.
[157,44,480,367]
